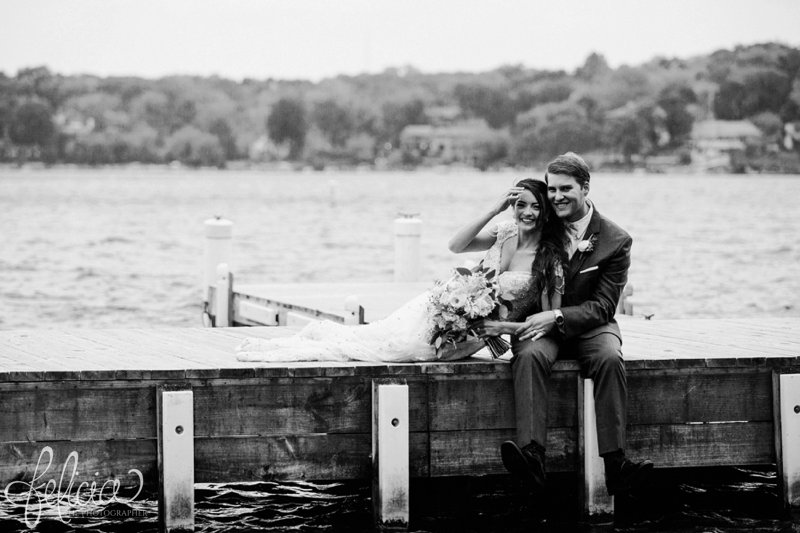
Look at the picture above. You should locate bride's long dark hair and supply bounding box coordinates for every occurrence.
[514,178,569,302]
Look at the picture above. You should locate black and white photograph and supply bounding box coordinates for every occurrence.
[1,1,799,531]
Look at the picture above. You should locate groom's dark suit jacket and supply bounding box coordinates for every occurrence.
[560,207,632,341]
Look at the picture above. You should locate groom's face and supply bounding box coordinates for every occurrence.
[547,173,589,222]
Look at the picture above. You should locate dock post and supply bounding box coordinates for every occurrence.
[157,387,195,532]
[773,372,800,510]
[203,217,233,304]
[394,214,421,282]
[214,263,233,327]
[578,378,614,518]
[372,381,409,530]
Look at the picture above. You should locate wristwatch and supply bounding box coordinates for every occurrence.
[553,309,565,333]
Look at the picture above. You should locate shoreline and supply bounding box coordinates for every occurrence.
[3,161,800,176]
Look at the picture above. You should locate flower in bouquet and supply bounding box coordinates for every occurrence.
[426,267,510,359]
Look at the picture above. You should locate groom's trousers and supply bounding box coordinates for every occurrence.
[510,332,627,455]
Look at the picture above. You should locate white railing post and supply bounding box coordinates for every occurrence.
[372,381,409,529]
[579,378,614,517]
[394,214,421,282]
[203,217,233,304]
[157,387,194,532]
[344,295,363,325]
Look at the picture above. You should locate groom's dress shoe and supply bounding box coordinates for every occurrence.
[500,441,546,491]
[605,458,654,496]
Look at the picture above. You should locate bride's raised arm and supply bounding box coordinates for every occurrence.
[448,186,523,253]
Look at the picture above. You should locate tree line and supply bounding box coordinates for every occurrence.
[1,42,799,170]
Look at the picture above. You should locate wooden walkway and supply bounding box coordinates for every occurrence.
[1,317,798,484]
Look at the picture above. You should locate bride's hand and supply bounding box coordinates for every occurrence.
[491,187,524,215]
[472,319,508,338]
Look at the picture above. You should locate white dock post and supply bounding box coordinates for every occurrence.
[579,378,614,517]
[394,214,422,282]
[773,373,800,510]
[157,387,195,532]
[214,263,233,327]
[344,295,364,325]
[372,381,409,529]
[203,217,233,304]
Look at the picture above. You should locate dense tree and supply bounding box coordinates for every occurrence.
[454,84,516,128]
[9,100,54,146]
[1,42,799,169]
[209,118,238,160]
[715,70,792,119]
[380,99,428,146]
[575,53,611,81]
[266,98,308,159]
[165,125,225,167]
[312,99,353,148]
[657,83,697,146]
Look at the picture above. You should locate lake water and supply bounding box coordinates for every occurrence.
[1,167,798,329]
[1,167,799,531]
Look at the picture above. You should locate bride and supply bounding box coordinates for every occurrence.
[236,178,568,363]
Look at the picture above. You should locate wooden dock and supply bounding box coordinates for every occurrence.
[1,315,799,521]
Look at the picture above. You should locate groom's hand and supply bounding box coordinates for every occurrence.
[516,311,556,342]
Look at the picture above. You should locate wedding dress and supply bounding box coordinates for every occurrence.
[236,221,534,363]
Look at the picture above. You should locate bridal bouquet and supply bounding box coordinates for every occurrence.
[426,267,511,359]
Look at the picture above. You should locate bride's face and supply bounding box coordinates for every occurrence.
[513,189,541,231]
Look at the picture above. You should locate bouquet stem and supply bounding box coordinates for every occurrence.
[485,336,511,359]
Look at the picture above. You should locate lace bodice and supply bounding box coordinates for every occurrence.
[483,221,533,301]
[497,270,534,301]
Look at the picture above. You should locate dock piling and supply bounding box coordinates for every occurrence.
[578,378,614,517]
[203,217,233,304]
[774,373,800,510]
[214,263,233,327]
[394,214,422,282]
[157,387,195,532]
[372,381,410,529]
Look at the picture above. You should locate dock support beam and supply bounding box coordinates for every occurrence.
[773,373,800,510]
[158,387,195,532]
[578,378,614,518]
[372,381,409,530]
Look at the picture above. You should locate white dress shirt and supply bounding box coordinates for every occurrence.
[567,202,594,259]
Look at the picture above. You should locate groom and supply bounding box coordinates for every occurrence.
[502,152,652,496]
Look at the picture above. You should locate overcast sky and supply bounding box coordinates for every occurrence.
[2,0,799,81]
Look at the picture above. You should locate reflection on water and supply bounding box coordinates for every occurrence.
[1,468,796,532]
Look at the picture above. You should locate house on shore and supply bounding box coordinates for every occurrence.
[399,120,508,168]
[690,119,763,172]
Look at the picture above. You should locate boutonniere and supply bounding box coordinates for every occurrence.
[576,234,597,254]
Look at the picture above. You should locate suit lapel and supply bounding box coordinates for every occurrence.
[567,211,602,281]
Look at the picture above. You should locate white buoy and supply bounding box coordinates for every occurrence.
[393,214,422,282]
[203,217,233,303]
